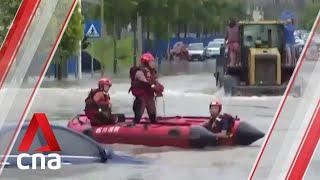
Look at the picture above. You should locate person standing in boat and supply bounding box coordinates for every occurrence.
[203,101,234,139]
[225,17,240,67]
[129,52,164,126]
[84,77,115,126]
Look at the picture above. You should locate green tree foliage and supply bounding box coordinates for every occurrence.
[301,2,320,30]
[53,4,84,79]
[85,0,247,75]
[0,1,83,79]
[86,36,132,73]
[99,0,247,41]
[0,0,22,44]
[104,0,137,34]
[54,4,83,62]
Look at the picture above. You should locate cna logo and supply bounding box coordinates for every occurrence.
[17,113,61,170]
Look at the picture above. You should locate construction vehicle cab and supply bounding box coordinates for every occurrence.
[215,21,296,96]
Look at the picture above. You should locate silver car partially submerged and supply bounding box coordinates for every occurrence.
[187,43,205,61]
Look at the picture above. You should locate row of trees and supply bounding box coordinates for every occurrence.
[2,0,318,78]
[0,0,248,78]
[301,1,320,30]
[83,0,247,75]
[54,4,83,80]
[100,0,247,41]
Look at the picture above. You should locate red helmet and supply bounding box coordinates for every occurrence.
[98,77,112,89]
[140,52,155,64]
[209,100,222,112]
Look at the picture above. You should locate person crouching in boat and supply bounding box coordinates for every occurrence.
[129,52,164,126]
[203,101,234,139]
[84,77,115,126]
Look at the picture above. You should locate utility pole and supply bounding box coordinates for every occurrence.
[113,15,118,74]
[137,13,142,61]
[100,0,105,76]
[101,0,104,36]
[133,14,137,66]
[91,55,94,77]
[78,0,82,80]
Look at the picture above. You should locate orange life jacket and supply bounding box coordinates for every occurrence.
[84,88,111,120]
[129,66,163,97]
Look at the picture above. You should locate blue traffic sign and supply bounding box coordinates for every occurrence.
[84,20,101,38]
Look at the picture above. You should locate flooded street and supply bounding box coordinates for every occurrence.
[2,60,318,180]
[1,0,319,178]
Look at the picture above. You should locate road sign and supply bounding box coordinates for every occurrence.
[84,20,101,38]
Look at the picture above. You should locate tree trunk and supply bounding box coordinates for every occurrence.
[176,23,181,39]
[204,27,208,38]
[113,23,117,74]
[201,24,204,38]
[167,22,171,61]
[113,16,118,74]
[146,16,152,51]
[54,63,57,79]
[113,38,117,74]
[100,65,105,77]
[146,16,150,41]
[57,62,62,80]
[133,18,137,66]
[196,24,200,38]
[184,24,187,38]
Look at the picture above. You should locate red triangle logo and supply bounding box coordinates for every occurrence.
[18,113,61,152]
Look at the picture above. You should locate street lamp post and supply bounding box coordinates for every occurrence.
[101,0,104,36]
[78,0,82,80]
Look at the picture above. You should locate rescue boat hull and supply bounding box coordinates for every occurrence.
[67,115,264,148]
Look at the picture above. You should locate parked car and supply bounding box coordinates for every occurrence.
[205,41,224,58]
[187,43,205,61]
[212,38,225,45]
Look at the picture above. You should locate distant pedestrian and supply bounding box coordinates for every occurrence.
[284,18,296,66]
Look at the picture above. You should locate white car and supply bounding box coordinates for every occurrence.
[212,38,225,44]
[205,41,224,58]
[187,43,205,61]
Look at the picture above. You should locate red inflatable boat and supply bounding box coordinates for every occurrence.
[67,115,264,148]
